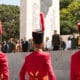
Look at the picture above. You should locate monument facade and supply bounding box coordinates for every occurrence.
[20,0,60,40]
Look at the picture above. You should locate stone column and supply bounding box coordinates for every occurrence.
[20,0,40,40]
[20,0,27,39]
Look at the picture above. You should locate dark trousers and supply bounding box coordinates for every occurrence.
[53,46,59,50]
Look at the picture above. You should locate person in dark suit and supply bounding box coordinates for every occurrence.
[52,30,60,50]
[20,30,56,80]
[2,41,9,53]
[71,33,77,49]
[8,38,15,53]
[22,37,28,52]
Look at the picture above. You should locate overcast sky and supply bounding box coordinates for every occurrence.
[0,0,20,6]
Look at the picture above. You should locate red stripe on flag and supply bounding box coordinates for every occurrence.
[40,12,45,32]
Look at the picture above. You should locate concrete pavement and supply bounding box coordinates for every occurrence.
[7,50,78,80]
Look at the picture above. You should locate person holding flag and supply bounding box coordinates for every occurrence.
[19,12,56,80]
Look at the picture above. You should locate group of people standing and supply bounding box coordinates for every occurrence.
[0,29,80,80]
[1,37,29,53]
[45,30,80,51]
[1,30,80,54]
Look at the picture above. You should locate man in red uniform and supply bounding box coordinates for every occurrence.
[0,43,9,80]
[20,30,56,80]
[70,51,80,80]
[70,22,80,80]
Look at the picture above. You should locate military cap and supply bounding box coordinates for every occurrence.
[32,30,44,44]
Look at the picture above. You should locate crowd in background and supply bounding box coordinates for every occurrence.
[1,30,80,53]
[46,30,80,51]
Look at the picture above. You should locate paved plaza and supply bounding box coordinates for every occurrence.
[7,50,78,80]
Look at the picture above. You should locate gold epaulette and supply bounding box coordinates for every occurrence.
[29,71,39,80]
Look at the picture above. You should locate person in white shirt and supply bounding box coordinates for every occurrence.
[66,36,72,50]
[44,37,52,51]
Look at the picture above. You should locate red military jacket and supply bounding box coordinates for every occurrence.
[20,51,56,80]
[70,50,80,80]
[0,52,9,80]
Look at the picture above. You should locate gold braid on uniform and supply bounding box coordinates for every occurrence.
[29,71,49,80]
[29,71,39,80]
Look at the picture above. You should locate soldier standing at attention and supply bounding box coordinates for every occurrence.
[20,12,56,80]
[20,30,56,80]
[70,50,80,80]
[0,43,9,80]
[70,21,80,80]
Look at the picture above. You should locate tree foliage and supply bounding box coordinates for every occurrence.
[60,0,80,34]
[0,1,80,38]
[60,0,72,9]
[0,4,20,40]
